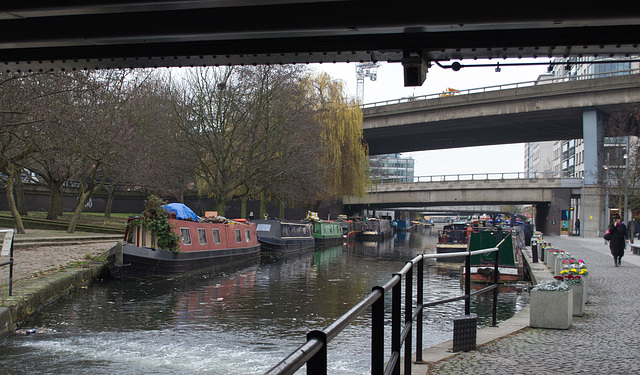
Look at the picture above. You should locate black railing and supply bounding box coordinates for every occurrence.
[0,229,15,296]
[266,232,511,375]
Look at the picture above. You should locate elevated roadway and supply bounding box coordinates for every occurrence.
[345,176,583,208]
[363,72,640,154]
[344,173,584,235]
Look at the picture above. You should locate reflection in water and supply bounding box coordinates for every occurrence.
[0,226,528,374]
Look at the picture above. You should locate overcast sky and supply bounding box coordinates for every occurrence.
[312,59,551,177]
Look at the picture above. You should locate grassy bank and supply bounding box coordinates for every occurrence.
[1,211,131,232]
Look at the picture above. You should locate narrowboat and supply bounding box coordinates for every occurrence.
[107,203,260,279]
[253,219,315,252]
[462,226,526,283]
[336,215,364,241]
[361,218,393,240]
[392,218,413,231]
[436,222,470,262]
[311,220,345,247]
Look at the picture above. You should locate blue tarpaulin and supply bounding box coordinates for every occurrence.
[162,203,199,222]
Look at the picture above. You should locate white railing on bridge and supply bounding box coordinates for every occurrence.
[373,171,582,183]
[362,68,640,109]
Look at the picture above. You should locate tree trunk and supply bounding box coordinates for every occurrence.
[46,182,64,220]
[5,168,25,234]
[67,190,92,233]
[279,202,285,219]
[240,198,247,219]
[15,173,28,216]
[105,185,117,219]
[259,193,268,219]
[216,201,226,217]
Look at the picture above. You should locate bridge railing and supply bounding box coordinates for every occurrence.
[363,68,640,109]
[265,230,511,375]
[373,171,577,184]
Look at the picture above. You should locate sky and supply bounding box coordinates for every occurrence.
[311,58,551,177]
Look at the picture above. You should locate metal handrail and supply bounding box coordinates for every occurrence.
[372,171,582,184]
[265,230,510,375]
[0,229,15,296]
[362,68,640,109]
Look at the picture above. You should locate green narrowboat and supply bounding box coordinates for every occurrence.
[463,226,526,283]
[311,220,345,248]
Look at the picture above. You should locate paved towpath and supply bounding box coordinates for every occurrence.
[427,235,640,374]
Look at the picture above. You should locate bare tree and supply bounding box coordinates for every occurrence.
[602,109,640,222]
[172,65,320,216]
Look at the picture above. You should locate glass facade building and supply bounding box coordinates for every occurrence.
[369,153,415,182]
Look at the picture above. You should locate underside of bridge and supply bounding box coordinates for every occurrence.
[1,2,639,87]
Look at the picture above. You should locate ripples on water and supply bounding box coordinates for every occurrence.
[1,227,529,374]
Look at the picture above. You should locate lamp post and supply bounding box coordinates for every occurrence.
[624,136,630,241]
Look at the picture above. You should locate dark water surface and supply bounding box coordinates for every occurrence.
[0,227,529,374]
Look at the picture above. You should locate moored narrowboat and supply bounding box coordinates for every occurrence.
[107,202,260,279]
[436,222,470,262]
[253,219,315,252]
[462,226,526,283]
[361,218,393,240]
[311,220,345,247]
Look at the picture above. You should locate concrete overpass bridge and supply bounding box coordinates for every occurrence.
[363,71,640,155]
[361,71,640,237]
[344,172,584,235]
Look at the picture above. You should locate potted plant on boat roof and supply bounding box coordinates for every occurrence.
[529,280,573,329]
[131,195,181,253]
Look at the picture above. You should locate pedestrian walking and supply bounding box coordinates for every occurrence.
[575,219,580,235]
[606,215,628,266]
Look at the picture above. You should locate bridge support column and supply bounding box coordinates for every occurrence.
[536,189,572,236]
[582,186,607,237]
[582,108,607,237]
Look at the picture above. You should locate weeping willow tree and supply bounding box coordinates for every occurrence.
[307,73,369,204]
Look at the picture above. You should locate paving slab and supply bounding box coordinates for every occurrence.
[424,235,640,374]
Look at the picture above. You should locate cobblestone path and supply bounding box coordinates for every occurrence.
[428,236,640,375]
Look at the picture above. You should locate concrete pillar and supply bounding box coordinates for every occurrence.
[582,108,605,186]
[535,203,550,235]
[582,108,607,237]
[582,186,607,237]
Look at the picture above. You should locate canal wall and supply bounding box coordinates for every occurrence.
[0,184,344,221]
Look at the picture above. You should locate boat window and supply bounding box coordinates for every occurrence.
[256,223,271,232]
[181,228,192,245]
[198,228,207,245]
[235,229,242,243]
[212,229,221,244]
[245,229,251,242]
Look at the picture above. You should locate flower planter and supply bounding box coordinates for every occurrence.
[554,259,564,276]
[547,252,559,272]
[530,288,573,329]
[582,274,589,302]
[570,282,585,316]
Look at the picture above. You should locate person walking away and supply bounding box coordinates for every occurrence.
[575,219,580,236]
[608,215,628,266]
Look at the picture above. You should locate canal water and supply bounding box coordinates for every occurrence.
[0,226,529,374]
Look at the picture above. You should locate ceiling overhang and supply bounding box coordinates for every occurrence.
[1,1,639,83]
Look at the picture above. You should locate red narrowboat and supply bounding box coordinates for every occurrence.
[108,212,260,279]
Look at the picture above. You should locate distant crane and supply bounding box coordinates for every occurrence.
[356,62,380,103]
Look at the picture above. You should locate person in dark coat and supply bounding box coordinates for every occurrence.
[608,216,628,266]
